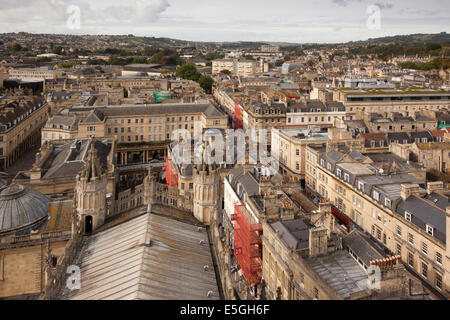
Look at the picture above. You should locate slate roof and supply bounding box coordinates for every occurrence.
[42,139,111,179]
[343,230,385,267]
[270,219,310,250]
[91,103,224,118]
[396,192,447,243]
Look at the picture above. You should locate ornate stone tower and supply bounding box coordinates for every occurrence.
[75,139,108,234]
[193,163,220,225]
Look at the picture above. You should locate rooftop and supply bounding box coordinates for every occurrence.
[60,213,219,300]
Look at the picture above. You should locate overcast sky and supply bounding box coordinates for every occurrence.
[0,0,449,43]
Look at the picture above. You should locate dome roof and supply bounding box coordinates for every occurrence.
[0,184,50,235]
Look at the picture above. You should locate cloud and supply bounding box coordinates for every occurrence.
[374,2,394,10]
[0,0,170,26]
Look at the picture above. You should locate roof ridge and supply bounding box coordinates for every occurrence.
[412,194,446,213]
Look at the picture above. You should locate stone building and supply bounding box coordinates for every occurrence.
[0,183,73,298]
[75,142,108,234]
[0,96,49,170]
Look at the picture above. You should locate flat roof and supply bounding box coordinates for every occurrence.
[337,163,375,175]
[307,250,368,299]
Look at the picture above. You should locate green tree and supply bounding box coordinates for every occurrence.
[176,63,201,81]
[220,69,231,75]
[284,55,291,62]
[9,42,22,52]
[198,75,214,94]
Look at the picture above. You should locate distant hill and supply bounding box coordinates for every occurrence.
[351,32,450,45]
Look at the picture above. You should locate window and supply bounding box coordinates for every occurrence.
[396,225,402,237]
[426,225,434,236]
[436,274,443,290]
[436,252,442,265]
[396,243,402,256]
[385,199,391,207]
[405,212,412,222]
[358,181,364,191]
[376,229,381,241]
[344,173,349,182]
[337,168,341,177]
[421,242,428,255]
[421,262,428,278]
[377,213,382,223]
[408,233,414,245]
[407,252,414,267]
[373,190,379,201]
[296,149,299,156]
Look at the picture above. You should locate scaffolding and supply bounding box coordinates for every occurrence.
[232,202,262,286]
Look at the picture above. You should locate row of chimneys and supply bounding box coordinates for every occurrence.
[370,255,401,268]
[401,181,444,201]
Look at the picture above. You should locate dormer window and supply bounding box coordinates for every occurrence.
[372,190,379,201]
[405,212,412,222]
[426,225,434,236]
[358,181,364,191]
[344,173,350,182]
[320,159,325,167]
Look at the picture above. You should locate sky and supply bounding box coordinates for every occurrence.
[0,0,449,43]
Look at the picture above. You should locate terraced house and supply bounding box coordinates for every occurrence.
[42,102,228,166]
[0,96,48,170]
[313,148,450,298]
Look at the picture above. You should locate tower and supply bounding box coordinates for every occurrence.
[193,163,220,225]
[75,139,108,234]
[143,166,157,205]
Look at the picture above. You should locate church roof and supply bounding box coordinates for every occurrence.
[60,213,219,300]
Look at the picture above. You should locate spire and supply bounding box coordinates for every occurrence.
[80,138,105,181]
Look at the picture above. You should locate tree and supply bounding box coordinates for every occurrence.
[9,42,22,52]
[198,75,214,94]
[176,63,201,81]
[306,60,314,67]
[220,69,231,75]
[284,55,291,62]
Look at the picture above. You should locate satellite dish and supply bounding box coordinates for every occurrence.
[379,168,384,174]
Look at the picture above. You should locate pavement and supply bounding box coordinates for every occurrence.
[4,143,41,180]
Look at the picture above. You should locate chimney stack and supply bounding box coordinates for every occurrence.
[400,184,420,201]
[309,227,328,257]
[427,181,444,195]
